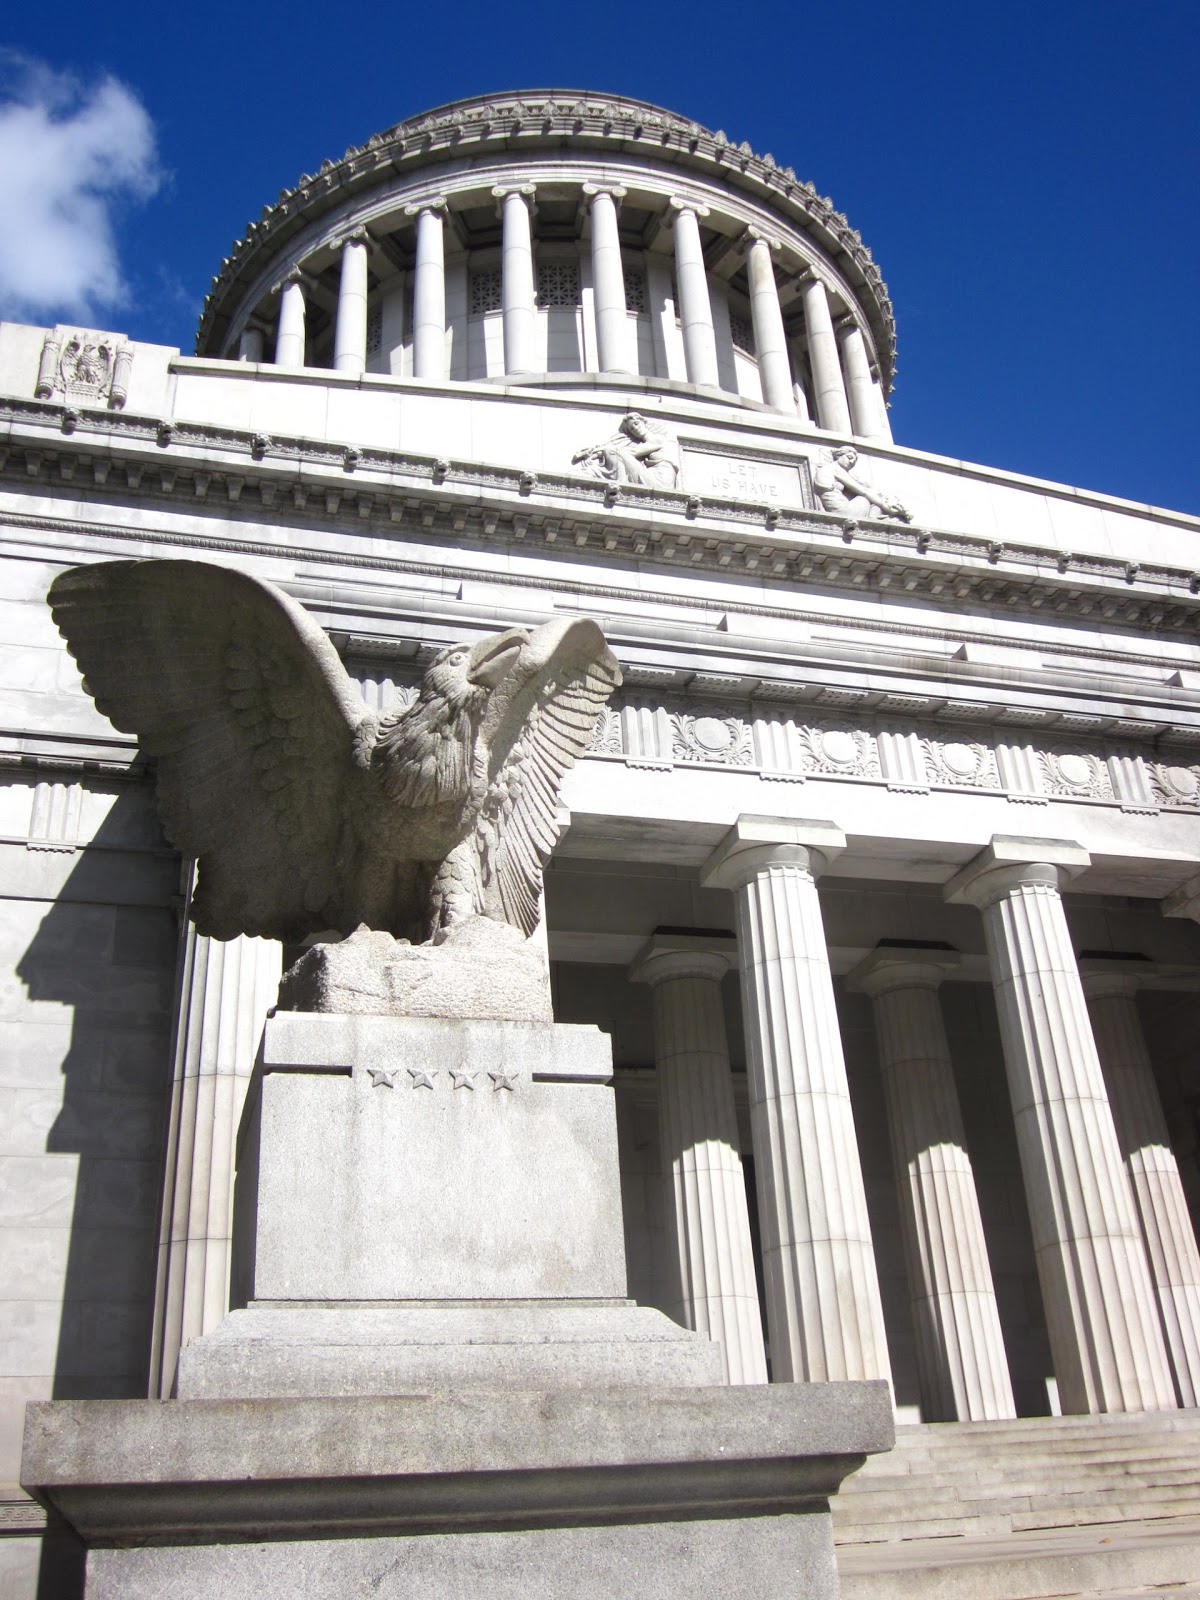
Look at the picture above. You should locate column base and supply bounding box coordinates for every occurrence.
[22,1382,894,1600]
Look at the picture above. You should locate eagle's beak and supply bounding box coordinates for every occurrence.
[467,628,527,688]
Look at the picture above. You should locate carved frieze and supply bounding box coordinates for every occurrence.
[921,737,1000,790]
[796,723,880,780]
[670,712,754,766]
[1147,761,1200,807]
[590,706,623,755]
[580,691,1197,818]
[1038,748,1114,802]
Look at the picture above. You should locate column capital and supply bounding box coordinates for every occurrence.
[668,196,710,222]
[846,947,961,997]
[944,834,1090,909]
[582,182,627,204]
[274,266,313,296]
[835,315,861,340]
[741,226,782,255]
[1163,870,1200,923]
[630,931,737,988]
[335,226,373,253]
[492,183,537,215]
[701,815,845,894]
[1080,966,1144,999]
[403,194,447,219]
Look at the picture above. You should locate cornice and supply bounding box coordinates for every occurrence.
[3,397,1199,647]
[194,92,895,387]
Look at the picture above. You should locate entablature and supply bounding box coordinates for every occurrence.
[2,395,1198,646]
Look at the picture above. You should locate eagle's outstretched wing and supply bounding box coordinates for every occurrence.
[48,559,373,941]
[472,618,621,935]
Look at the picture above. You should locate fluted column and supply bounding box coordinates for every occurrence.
[702,817,892,1387]
[274,272,306,368]
[801,274,852,433]
[669,199,719,387]
[237,324,264,363]
[149,909,282,1399]
[584,184,631,374]
[408,198,447,381]
[849,951,1016,1422]
[630,936,768,1386]
[946,837,1176,1414]
[870,375,894,442]
[494,185,537,375]
[1083,970,1200,1407]
[745,232,793,411]
[838,321,883,440]
[333,230,370,377]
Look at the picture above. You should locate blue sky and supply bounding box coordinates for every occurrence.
[2,0,1197,512]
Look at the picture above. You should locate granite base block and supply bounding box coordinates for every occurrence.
[176,1302,724,1399]
[23,1382,894,1600]
[84,1514,832,1600]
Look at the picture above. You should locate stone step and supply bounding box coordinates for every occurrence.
[836,1515,1200,1600]
[846,1458,1199,1495]
[886,1410,1200,1440]
[877,1423,1200,1459]
[839,1468,1200,1516]
[883,1414,1200,1452]
[1069,1586,1200,1600]
[875,1436,1199,1465]
[837,1496,1200,1546]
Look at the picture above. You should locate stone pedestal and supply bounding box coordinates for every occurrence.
[22,1002,893,1596]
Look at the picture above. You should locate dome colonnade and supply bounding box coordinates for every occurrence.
[201,93,894,441]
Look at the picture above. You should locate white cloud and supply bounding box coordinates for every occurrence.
[0,56,160,324]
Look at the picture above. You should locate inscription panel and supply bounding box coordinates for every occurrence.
[681,445,813,508]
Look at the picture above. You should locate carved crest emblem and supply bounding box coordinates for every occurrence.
[34,326,132,409]
[59,335,115,399]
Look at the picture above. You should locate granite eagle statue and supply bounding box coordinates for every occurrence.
[48,559,621,945]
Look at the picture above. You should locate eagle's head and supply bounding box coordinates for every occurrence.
[375,627,529,807]
[422,628,528,711]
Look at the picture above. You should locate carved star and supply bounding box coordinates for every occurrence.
[407,1066,438,1090]
[488,1068,519,1092]
[450,1069,479,1091]
[367,1068,396,1089]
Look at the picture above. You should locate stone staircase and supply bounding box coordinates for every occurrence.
[832,1409,1200,1600]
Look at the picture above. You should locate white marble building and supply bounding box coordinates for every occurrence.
[2,89,1200,1590]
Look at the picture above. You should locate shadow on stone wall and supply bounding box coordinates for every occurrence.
[13,785,179,1597]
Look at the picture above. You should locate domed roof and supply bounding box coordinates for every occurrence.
[196,90,896,392]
